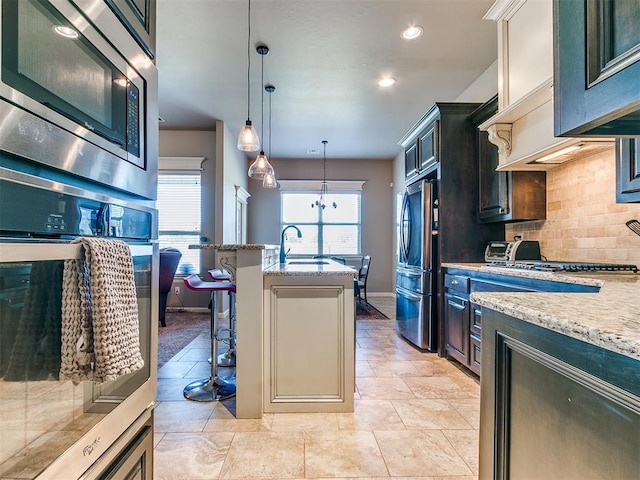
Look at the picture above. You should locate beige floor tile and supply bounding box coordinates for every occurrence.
[270,412,340,431]
[356,377,415,400]
[154,400,214,433]
[204,404,273,432]
[356,347,389,361]
[219,431,304,479]
[368,360,422,377]
[448,398,481,430]
[442,429,480,475]
[337,399,405,431]
[154,432,234,480]
[155,298,482,479]
[403,376,480,400]
[356,360,376,377]
[391,399,473,430]
[304,430,389,478]
[410,359,461,377]
[375,430,473,477]
[157,360,199,379]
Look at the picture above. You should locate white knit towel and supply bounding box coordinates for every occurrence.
[60,237,144,384]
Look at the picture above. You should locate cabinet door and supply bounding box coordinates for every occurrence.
[478,128,509,221]
[444,292,469,365]
[469,334,481,376]
[554,0,640,136]
[418,122,438,174]
[405,142,418,180]
[616,138,640,203]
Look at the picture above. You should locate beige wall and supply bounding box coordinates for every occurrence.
[506,148,640,263]
[217,120,250,244]
[159,126,249,308]
[247,157,395,294]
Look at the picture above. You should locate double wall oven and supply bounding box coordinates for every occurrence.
[0,0,158,478]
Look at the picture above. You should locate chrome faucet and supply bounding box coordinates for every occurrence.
[280,225,302,264]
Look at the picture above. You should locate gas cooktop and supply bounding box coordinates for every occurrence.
[486,261,638,273]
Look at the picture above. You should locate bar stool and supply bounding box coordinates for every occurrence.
[182,274,236,401]
[208,269,236,367]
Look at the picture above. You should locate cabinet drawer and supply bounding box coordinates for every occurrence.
[444,274,469,294]
[471,302,482,337]
[469,334,481,376]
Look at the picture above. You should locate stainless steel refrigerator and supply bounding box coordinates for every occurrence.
[396,179,437,350]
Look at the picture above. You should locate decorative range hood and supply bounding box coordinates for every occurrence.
[479,0,613,171]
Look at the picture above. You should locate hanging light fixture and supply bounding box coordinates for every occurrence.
[311,140,337,209]
[237,0,259,151]
[248,45,274,179]
[262,84,277,189]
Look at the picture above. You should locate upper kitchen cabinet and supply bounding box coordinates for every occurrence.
[469,96,546,223]
[616,138,640,202]
[553,0,640,137]
[403,120,438,182]
[105,0,157,59]
[479,0,612,171]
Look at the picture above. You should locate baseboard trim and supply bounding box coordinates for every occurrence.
[166,306,230,318]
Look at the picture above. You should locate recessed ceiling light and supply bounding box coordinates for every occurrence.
[307,149,321,155]
[378,77,396,88]
[401,25,423,40]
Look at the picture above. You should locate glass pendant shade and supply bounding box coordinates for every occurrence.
[262,167,277,188]
[248,151,272,178]
[237,120,260,151]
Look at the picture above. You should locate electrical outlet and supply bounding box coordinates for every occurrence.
[174,286,181,295]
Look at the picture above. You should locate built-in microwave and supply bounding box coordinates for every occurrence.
[0,0,158,200]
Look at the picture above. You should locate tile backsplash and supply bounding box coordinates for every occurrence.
[505,147,640,263]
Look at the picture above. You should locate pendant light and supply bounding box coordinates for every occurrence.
[262,84,277,189]
[312,140,337,209]
[248,45,275,179]
[237,0,259,151]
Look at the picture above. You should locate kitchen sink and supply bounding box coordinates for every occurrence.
[287,260,329,265]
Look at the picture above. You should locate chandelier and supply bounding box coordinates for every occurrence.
[312,140,337,209]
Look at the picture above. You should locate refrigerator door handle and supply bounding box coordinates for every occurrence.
[396,286,423,301]
[400,191,411,261]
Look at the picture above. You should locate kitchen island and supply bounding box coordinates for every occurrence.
[444,264,640,479]
[262,260,356,413]
[190,244,355,417]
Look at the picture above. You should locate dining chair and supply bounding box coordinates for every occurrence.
[357,255,371,304]
[158,247,182,327]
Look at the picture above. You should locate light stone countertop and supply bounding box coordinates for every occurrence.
[189,243,278,250]
[264,259,357,277]
[444,263,640,360]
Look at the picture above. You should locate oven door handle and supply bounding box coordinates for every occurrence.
[0,242,153,262]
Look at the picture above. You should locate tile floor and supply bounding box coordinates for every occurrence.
[154,297,480,480]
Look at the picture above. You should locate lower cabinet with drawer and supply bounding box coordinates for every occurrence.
[443,267,599,376]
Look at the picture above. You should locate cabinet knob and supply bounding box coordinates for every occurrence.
[451,280,459,285]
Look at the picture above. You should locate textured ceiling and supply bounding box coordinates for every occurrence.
[156,0,497,161]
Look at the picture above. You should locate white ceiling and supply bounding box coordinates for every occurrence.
[156,0,497,161]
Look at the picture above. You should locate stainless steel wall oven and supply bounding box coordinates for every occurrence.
[0,1,158,478]
[0,0,158,200]
[0,169,157,479]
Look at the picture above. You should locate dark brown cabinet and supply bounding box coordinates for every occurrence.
[442,267,600,376]
[553,0,640,136]
[469,97,547,223]
[616,138,640,203]
[403,120,438,182]
[444,292,469,365]
[479,309,640,480]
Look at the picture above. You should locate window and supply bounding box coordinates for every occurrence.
[157,173,201,274]
[281,192,361,256]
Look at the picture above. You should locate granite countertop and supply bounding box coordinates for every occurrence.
[264,259,357,277]
[444,263,640,361]
[189,243,278,250]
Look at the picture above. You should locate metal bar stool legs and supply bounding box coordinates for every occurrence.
[182,274,236,401]
[208,269,236,367]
